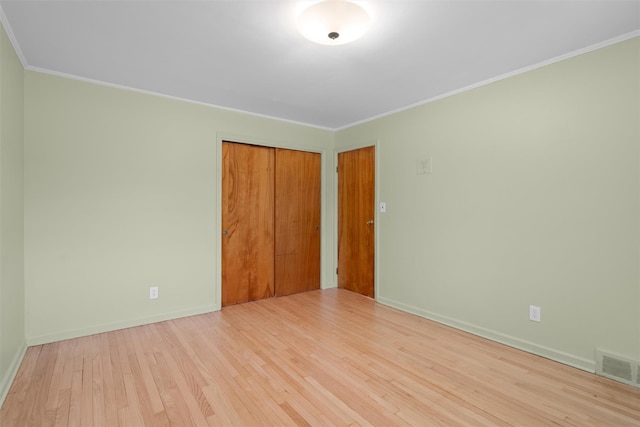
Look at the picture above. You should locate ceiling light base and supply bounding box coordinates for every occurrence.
[297,1,371,46]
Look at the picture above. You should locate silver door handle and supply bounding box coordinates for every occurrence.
[366,220,374,225]
[222,230,228,236]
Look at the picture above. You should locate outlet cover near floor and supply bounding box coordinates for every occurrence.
[529,305,541,322]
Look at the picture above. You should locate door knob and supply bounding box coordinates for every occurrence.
[366,220,374,225]
[222,230,228,236]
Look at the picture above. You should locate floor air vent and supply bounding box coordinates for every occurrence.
[595,349,639,388]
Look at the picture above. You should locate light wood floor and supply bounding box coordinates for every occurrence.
[2,289,639,426]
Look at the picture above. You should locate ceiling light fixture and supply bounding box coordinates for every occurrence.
[297,1,371,46]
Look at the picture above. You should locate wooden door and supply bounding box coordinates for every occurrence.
[275,148,321,296]
[338,146,375,298]
[221,142,275,306]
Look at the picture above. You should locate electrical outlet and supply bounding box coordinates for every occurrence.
[149,286,159,300]
[529,305,541,322]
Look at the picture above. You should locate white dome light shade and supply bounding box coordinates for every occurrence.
[297,1,371,46]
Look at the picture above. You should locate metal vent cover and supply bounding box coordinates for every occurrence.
[595,349,639,388]
[602,354,633,381]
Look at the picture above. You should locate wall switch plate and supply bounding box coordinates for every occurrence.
[529,305,541,322]
[150,286,159,300]
[417,157,432,175]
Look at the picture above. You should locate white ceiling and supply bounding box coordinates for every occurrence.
[1,0,639,130]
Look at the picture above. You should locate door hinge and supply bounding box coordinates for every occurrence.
[336,166,339,173]
[336,267,338,275]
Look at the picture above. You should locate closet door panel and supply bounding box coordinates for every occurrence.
[275,148,321,296]
[222,142,275,306]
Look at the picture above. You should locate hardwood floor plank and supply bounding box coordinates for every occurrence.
[200,384,242,425]
[52,388,70,427]
[27,343,58,426]
[68,370,82,426]
[129,328,165,415]
[43,342,66,426]
[149,351,191,426]
[97,333,119,427]
[279,401,312,427]
[121,372,147,426]
[266,355,348,426]
[92,351,106,427]
[2,289,640,426]
[106,332,127,414]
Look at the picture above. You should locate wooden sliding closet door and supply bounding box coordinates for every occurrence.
[221,142,275,306]
[275,148,321,296]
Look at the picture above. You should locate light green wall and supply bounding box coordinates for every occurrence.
[0,22,25,402]
[336,37,640,370]
[24,72,334,344]
[19,33,640,371]
[637,35,640,367]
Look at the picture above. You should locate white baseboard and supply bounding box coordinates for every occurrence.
[0,341,27,408]
[26,304,219,346]
[376,296,595,373]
